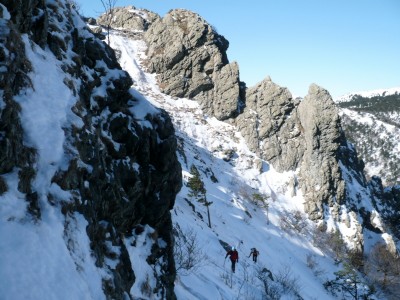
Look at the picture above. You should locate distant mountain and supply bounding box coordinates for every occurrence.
[336,87,400,103]
[335,89,400,185]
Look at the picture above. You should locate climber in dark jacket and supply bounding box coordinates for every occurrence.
[248,247,259,262]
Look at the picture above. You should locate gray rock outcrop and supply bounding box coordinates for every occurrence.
[143,9,245,120]
[298,84,346,220]
[236,81,346,220]
[236,81,370,249]
[369,177,400,241]
[236,77,303,171]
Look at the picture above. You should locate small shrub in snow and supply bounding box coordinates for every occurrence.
[326,230,346,262]
[306,253,326,277]
[275,265,302,298]
[255,265,280,300]
[279,209,309,235]
[237,182,252,201]
[256,264,302,299]
[243,213,251,225]
[364,243,400,298]
[229,176,239,188]
[306,253,317,270]
[312,227,346,262]
[220,270,231,286]
[347,249,364,270]
[236,261,258,299]
[140,275,152,297]
[0,177,7,195]
[99,0,118,45]
[173,227,207,276]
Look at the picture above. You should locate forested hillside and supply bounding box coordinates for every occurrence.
[338,92,400,185]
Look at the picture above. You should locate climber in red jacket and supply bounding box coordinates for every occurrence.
[225,246,239,273]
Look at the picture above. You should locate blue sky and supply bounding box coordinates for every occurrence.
[75,0,400,99]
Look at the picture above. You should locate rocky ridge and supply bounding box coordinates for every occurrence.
[101,6,398,252]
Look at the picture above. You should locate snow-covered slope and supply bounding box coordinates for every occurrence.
[109,31,385,299]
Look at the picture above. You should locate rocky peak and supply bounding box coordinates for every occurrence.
[236,81,374,249]
[143,9,244,120]
[298,84,346,220]
[237,81,347,217]
[97,5,159,32]
[236,76,302,171]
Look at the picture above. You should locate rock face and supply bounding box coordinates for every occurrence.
[98,7,245,120]
[297,84,346,220]
[1,1,181,299]
[235,79,376,249]
[369,177,400,241]
[0,0,44,209]
[143,9,245,120]
[237,81,346,220]
[236,77,303,171]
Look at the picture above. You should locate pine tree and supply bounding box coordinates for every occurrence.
[187,165,206,199]
[324,262,373,299]
[187,165,213,228]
